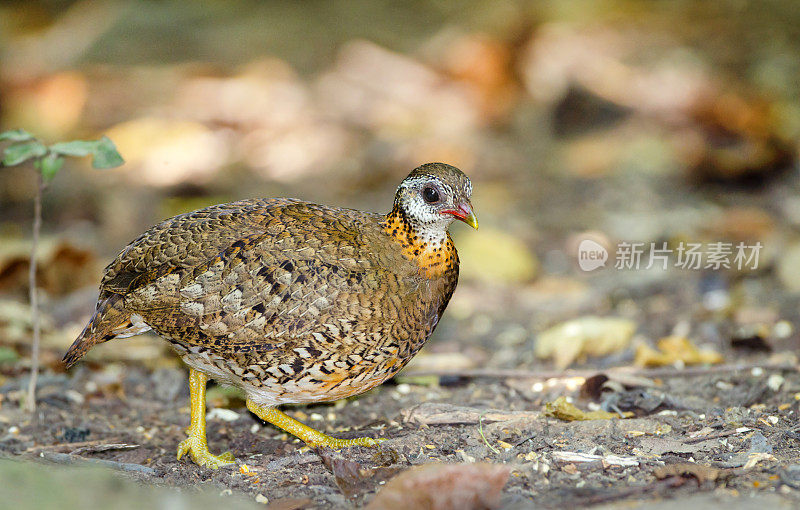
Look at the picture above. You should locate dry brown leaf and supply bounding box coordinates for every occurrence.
[319,453,402,500]
[264,498,313,510]
[367,463,509,510]
[634,336,723,367]
[402,402,540,426]
[535,317,636,369]
[0,238,98,296]
[543,396,632,422]
[653,463,730,483]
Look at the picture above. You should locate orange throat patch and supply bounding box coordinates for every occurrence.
[382,210,458,279]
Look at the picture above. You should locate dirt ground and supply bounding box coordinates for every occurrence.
[2,356,800,509]
[3,268,800,509]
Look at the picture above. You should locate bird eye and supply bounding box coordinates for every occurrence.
[422,186,440,203]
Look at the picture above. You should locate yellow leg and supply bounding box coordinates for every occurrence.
[176,369,235,468]
[246,399,382,448]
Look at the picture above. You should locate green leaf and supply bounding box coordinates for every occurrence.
[37,153,65,181]
[49,136,124,168]
[0,129,35,143]
[49,140,98,157]
[2,140,47,166]
[90,136,124,169]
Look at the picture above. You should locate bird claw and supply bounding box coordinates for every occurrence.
[177,435,235,469]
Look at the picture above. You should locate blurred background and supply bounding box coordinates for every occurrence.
[1,0,800,373]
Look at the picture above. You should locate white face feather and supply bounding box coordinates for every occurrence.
[395,173,473,243]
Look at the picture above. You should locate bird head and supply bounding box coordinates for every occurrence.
[394,163,478,235]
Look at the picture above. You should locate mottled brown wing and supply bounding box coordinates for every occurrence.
[101,198,300,296]
[113,199,416,354]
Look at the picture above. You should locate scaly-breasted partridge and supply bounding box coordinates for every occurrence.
[63,162,477,468]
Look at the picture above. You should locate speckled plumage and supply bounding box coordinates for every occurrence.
[64,163,475,411]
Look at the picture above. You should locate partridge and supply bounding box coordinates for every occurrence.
[63,162,477,468]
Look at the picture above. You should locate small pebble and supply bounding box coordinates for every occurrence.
[774,321,793,339]
[206,408,240,422]
[255,494,269,504]
[396,383,411,395]
[64,390,85,405]
[751,367,764,377]
[703,289,730,311]
[310,413,323,421]
[767,374,785,392]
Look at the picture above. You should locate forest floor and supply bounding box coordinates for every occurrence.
[2,280,800,510]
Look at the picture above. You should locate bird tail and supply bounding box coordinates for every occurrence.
[63,294,149,368]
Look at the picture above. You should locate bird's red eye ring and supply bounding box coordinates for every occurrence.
[423,186,440,203]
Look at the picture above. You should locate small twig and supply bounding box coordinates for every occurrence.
[25,439,113,453]
[38,451,156,475]
[25,172,44,413]
[71,443,139,455]
[478,411,501,454]
[574,477,685,506]
[401,362,798,381]
[683,429,741,445]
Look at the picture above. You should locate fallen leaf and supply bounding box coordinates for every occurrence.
[580,374,610,400]
[535,317,636,369]
[0,238,98,296]
[561,463,579,474]
[730,333,772,352]
[264,498,313,510]
[653,463,730,483]
[320,453,402,500]
[634,336,723,367]
[543,396,632,422]
[599,388,678,415]
[581,372,658,401]
[637,437,716,456]
[455,227,539,284]
[106,117,226,186]
[552,451,639,467]
[367,463,509,510]
[402,403,540,426]
[743,452,776,470]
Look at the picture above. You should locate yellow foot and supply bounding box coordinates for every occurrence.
[177,369,235,469]
[247,399,384,450]
[177,435,235,469]
[307,434,384,449]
